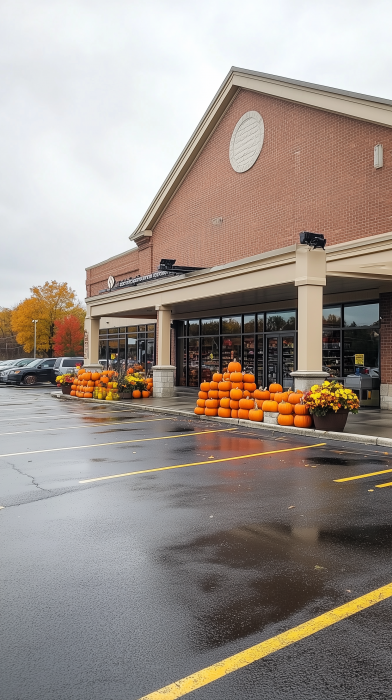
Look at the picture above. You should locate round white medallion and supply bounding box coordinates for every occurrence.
[107,275,115,289]
[229,111,264,173]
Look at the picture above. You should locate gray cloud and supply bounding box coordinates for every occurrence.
[1,0,391,306]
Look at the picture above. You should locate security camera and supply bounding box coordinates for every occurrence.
[299,232,326,249]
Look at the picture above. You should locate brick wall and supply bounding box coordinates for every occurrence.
[87,88,392,297]
[380,292,392,385]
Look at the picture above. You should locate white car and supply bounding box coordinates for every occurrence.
[0,358,36,382]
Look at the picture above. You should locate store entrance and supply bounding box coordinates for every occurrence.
[266,334,295,389]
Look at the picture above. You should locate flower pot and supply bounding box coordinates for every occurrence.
[119,392,132,399]
[313,408,349,432]
[62,385,72,395]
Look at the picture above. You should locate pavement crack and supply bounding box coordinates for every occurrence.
[9,461,50,493]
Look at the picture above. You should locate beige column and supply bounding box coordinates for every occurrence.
[153,306,176,397]
[83,314,102,370]
[291,245,328,392]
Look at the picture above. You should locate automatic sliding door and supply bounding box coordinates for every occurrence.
[267,337,278,386]
[282,335,295,388]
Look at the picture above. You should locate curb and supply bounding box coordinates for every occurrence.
[51,392,392,447]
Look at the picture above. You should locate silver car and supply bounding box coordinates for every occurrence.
[0,358,36,383]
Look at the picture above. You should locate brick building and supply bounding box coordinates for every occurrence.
[85,67,392,407]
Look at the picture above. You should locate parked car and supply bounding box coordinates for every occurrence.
[0,358,36,383]
[53,357,84,377]
[6,358,57,385]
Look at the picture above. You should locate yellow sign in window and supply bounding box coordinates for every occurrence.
[355,353,365,366]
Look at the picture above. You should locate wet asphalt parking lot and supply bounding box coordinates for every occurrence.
[1,385,392,700]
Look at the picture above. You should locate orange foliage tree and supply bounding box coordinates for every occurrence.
[11,281,85,357]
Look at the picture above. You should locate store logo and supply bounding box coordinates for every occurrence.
[107,276,115,289]
[229,111,264,173]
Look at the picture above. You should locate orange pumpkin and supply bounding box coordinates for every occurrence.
[294,415,313,428]
[210,381,219,390]
[278,402,293,415]
[199,391,208,399]
[101,376,109,384]
[254,389,270,401]
[239,398,254,410]
[262,400,279,412]
[197,399,206,407]
[94,380,100,386]
[83,372,92,381]
[218,391,230,399]
[108,370,115,378]
[231,409,239,418]
[218,381,232,391]
[230,371,243,383]
[91,372,100,381]
[228,361,242,373]
[223,372,231,380]
[249,408,263,422]
[200,382,210,392]
[132,390,141,398]
[220,397,230,408]
[230,388,243,401]
[243,373,255,383]
[230,400,240,409]
[70,390,76,396]
[87,380,94,387]
[205,407,218,416]
[269,383,283,393]
[142,391,150,398]
[231,382,244,390]
[243,390,251,398]
[288,391,302,405]
[194,406,205,415]
[213,373,223,383]
[218,407,231,418]
[208,390,219,399]
[238,409,249,420]
[205,398,219,408]
[294,404,310,415]
[244,382,256,392]
[278,414,294,426]
[84,392,93,398]
[274,392,284,403]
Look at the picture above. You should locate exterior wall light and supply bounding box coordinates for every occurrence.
[299,232,326,249]
[374,144,383,169]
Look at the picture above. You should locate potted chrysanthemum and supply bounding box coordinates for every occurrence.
[302,380,359,432]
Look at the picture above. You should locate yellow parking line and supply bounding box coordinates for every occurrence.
[375,481,392,488]
[79,443,326,483]
[0,428,236,459]
[0,417,173,436]
[138,581,392,699]
[334,468,392,482]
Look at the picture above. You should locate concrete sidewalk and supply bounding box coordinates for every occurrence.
[52,387,392,447]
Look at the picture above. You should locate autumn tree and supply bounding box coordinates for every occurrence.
[53,316,84,357]
[0,308,13,338]
[11,281,86,357]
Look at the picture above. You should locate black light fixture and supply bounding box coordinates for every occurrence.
[158,259,176,271]
[299,232,326,249]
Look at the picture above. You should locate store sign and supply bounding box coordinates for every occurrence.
[355,353,365,366]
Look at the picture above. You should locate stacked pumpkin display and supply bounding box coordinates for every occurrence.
[70,369,118,399]
[255,384,313,428]
[194,370,313,428]
[194,361,263,422]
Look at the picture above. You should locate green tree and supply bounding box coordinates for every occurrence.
[11,281,85,357]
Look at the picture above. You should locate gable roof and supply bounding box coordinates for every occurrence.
[130,66,392,242]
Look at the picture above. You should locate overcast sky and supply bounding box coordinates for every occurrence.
[1,0,391,307]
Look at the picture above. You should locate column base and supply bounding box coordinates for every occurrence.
[152,365,176,398]
[380,384,392,410]
[83,363,104,372]
[290,370,329,392]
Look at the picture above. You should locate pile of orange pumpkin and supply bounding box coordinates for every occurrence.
[70,369,117,398]
[194,363,313,428]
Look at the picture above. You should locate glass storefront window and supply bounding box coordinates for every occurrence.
[256,336,263,387]
[222,317,241,334]
[147,324,156,332]
[322,330,341,377]
[221,336,241,369]
[243,315,255,333]
[243,336,255,374]
[188,320,200,336]
[267,337,278,385]
[138,325,146,332]
[266,310,296,331]
[127,334,137,368]
[108,339,119,370]
[99,339,107,368]
[344,303,379,328]
[282,336,295,384]
[323,307,341,327]
[257,314,264,332]
[201,336,219,381]
[188,338,199,386]
[108,328,118,335]
[127,326,137,333]
[176,321,187,337]
[146,338,154,375]
[343,329,379,376]
[201,318,219,335]
[119,338,126,374]
[177,337,186,386]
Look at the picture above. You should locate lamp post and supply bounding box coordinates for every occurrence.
[32,320,38,358]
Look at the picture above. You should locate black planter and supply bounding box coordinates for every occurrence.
[61,385,72,395]
[313,408,349,432]
[119,392,132,400]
